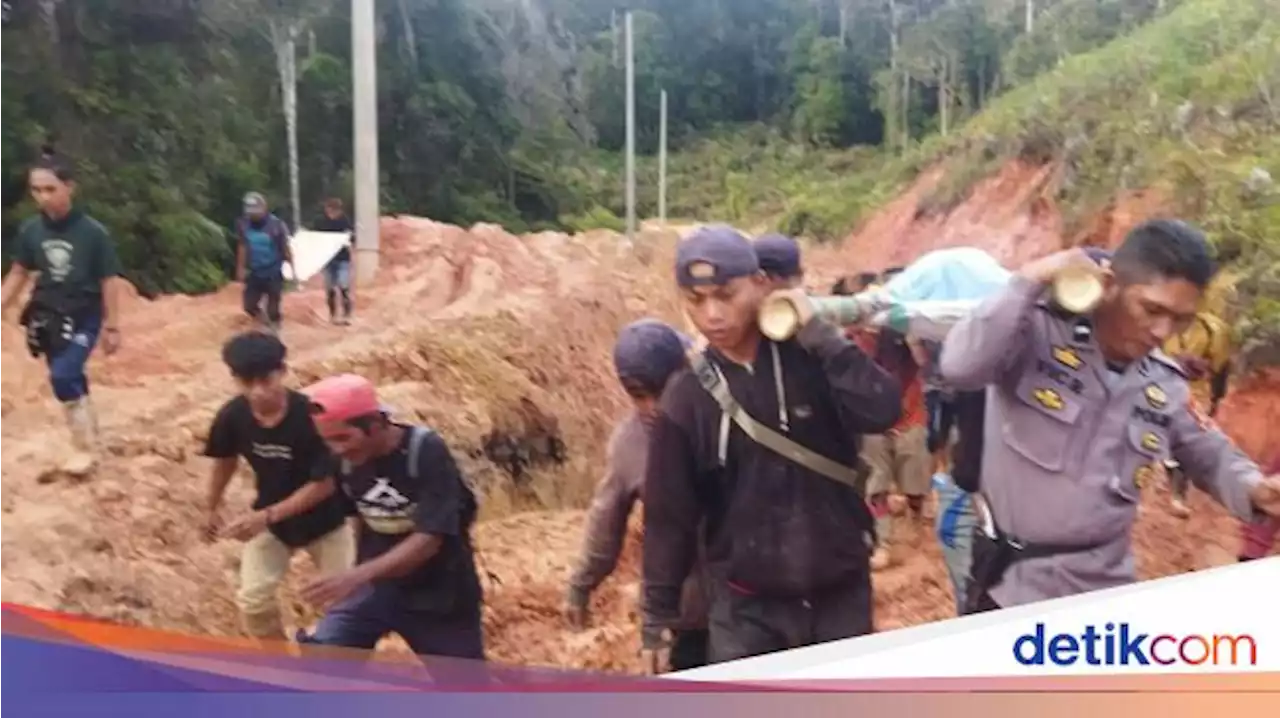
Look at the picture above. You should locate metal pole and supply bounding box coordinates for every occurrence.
[352,0,380,284]
[658,89,667,225]
[624,10,635,245]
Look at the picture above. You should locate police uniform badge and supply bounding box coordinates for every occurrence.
[1133,463,1157,490]
[1052,345,1083,370]
[1033,387,1065,411]
[1140,431,1161,453]
[1144,383,1168,409]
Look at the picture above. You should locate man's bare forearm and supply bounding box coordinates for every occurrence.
[264,478,337,522]
[206,458,237,512]
[102,276,123,328]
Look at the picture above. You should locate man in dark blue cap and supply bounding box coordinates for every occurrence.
[564,319,710,671]
[640,225,903,672]
[753,233,804,291]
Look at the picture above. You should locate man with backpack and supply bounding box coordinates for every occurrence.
[640,226,901,672]
[235,192,293,333]
[297,374,486,666]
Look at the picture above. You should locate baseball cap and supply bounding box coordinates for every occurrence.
[675,225,759,288]
[753,233,802,278]
[243,192,267,212]
[613,318,692,394]
[303,374,382,424]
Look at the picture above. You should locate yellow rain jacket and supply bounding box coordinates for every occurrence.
[1161,270,1237,413]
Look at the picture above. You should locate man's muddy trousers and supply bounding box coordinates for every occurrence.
[299,583,489,686]
[706,572,873,663]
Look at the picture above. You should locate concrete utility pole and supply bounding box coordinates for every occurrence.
[658,89,667,225]
[352,0,380,283]
[624,10,636,245]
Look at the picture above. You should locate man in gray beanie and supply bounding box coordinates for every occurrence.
[564,318,710,670]
[641,225,902,672]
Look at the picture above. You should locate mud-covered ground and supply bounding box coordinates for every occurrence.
[3,189,1275,673]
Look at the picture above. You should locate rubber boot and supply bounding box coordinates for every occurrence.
[870,513,893,571]
[341,289,353,325]
[1167,463,1192,519]
[62,396,98,477]
[242,608,286,642]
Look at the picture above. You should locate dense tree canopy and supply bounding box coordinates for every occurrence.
[2,0,1178,294]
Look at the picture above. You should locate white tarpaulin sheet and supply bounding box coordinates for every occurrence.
[283,230,352,282]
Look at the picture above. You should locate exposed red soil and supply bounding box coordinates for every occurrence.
[2,158,1275,676]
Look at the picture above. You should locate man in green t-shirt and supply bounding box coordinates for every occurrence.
[0,151,125,476]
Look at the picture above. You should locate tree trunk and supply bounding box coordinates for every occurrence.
[270,18,302,232]
[977,55,986,109]
[838,0,848,48]
[611,9,619,68]
[938,58,948,137]
[1025,0,1034,35]
[38,0,58,47]
[888,0,901,148]
[901,70,910,147]
[396,0,418,70]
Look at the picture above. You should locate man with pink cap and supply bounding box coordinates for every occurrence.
[296,373,486,668]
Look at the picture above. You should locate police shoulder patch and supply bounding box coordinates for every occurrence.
[1033,387,1065,411]
[1052,345,1084,370]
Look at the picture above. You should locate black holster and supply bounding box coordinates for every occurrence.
[19,303,74,359]
[962,509,1106,615]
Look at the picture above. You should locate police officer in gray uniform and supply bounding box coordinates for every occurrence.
[941,220,1280,613]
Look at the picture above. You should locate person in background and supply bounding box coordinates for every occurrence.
[1239,453,1280,562]
[753,233,804,291]
[202,331,354,640]
[850,323,931,571]
[932,387,986,614]
[641,227,901,671]
[1160,304,1234,518]
[315,198,355,326]
[923,340,958,474]
[564,319,710,671]
[0,148,125,476]
[942,220,1280,613]
[299,374,486,667]
[235,192,293,334]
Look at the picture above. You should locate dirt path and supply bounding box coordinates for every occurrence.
[2,201,1274,675]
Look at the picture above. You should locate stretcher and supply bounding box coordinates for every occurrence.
[282,230,353,283]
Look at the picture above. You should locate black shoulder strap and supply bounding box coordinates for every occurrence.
[406,425,433,481]
[687,349,867,494]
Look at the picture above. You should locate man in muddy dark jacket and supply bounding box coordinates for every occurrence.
[640,226,902,671]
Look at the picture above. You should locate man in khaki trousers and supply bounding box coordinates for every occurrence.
[849,324,932,570]
[203,331,355,639]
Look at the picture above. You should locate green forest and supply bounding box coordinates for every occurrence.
[3,0,1277,313]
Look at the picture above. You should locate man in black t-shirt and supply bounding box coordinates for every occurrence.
[297,373,485,665]
[203,332,354,640]
[314,198,355,326]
